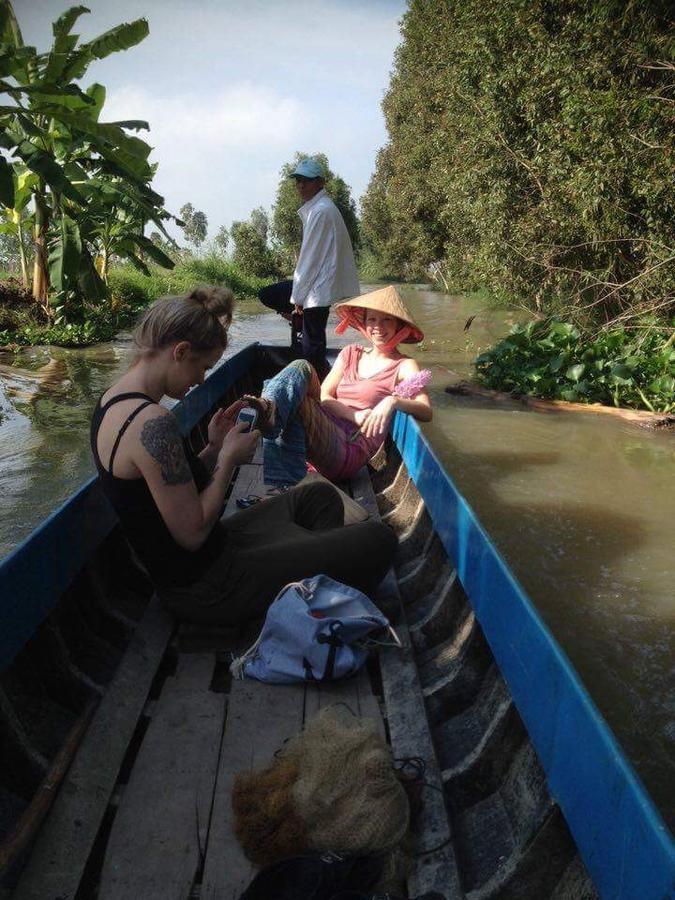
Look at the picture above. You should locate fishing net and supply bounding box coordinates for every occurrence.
[232,709,409,871]
[232,756,308,866]
[288,710,409,855]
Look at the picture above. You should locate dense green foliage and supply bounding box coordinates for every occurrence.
[271,153,360,273]
[362,0,674,326]
[476,320,675,413]
[0,2,175,313]
[231,208,279,278]
[0,257,267,347]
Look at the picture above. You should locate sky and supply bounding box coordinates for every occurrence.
[14,0,406,240]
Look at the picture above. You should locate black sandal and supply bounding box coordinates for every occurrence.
[236,494,262,509]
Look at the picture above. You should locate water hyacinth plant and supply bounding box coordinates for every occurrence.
[475,320,675,414]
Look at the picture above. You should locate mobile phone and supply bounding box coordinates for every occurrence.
[235,407,258,432]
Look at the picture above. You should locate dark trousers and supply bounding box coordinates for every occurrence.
[301,306,330,380]
[159,481,397,626]
[258,281,331,376]
[258,280,303,350]
[258,279,293,315]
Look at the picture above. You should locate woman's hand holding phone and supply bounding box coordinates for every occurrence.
[220,421,259,466]
[206,400,247,453]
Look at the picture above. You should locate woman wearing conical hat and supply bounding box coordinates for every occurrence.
[244,285,432,487]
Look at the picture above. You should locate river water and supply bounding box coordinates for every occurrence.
[0,287,673,825]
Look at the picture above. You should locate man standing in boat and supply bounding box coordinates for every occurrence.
[259,158,360,379]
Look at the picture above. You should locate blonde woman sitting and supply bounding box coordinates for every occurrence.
[90,286,397,626]
[246,286,432,487]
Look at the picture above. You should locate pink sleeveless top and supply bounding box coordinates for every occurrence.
[335,344,406,411]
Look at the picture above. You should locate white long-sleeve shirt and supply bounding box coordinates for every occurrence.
[290,189,360,309]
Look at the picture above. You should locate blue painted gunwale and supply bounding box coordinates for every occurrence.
[391,410,675,900]
[0,343,258,674]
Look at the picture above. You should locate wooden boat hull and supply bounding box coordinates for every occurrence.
[0,343,672,898]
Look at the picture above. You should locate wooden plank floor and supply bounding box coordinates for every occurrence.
[352,466,463,900]
[14,452,386,899]
[98,655,224,900]
[201,453,381,898]
[14,598,174,900]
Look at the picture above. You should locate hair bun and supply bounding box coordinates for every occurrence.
[189,285,234,322]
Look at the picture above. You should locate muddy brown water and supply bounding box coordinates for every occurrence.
[0,286,673,826]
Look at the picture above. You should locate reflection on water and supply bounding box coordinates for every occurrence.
[0,287,673,824]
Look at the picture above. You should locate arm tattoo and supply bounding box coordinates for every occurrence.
[140,415,192,485]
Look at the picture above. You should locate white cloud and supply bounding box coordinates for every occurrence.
[105,83,307,149]
[104,83,312,232]
[19,0,406,234]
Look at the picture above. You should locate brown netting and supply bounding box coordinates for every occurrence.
[287,710,410,856]
[232,756,309,866]
[232,708,410,875]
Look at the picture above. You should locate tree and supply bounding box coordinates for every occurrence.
[361,145,412,280]
[271,153,360,273]
[231,210,278,278]
[81,176,175,282]
[0,2,176,314]
[364,0,675,324]
[179,202,208,249]
[249,206,268,243]
[214,224,230,255]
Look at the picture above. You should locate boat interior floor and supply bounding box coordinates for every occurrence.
[6,443,597,900]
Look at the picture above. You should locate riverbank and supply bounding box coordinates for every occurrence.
[447,381,675,430]
[0,257,267,350]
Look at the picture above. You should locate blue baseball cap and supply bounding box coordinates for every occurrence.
[289,158,325,179]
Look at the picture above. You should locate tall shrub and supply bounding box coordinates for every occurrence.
[362,0,674,325]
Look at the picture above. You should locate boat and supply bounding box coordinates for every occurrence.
[0,342,673,899]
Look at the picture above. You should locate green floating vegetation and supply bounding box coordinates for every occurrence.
[475,320,675,414]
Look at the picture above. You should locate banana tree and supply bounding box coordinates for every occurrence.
[0,2,175,313]
[75,172,176,284]
[0,165,35,285]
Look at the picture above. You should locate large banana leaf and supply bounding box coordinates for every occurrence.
[0,0,24,50]
[81,18,149,60]
[13,167,37,209]
[55,18,149,84]
[130,233,175,269]
[0,81,93,102]
[15,140,86,205]
[77,244,107,302]
[28,88,95,111]
[52,6,90,43]
[49,213,82,291]
[84,82,105,120]
[33,109,154,174]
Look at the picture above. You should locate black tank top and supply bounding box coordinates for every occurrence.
[90,392,223,588]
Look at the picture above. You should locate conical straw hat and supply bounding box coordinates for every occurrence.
[334,285,424,344]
